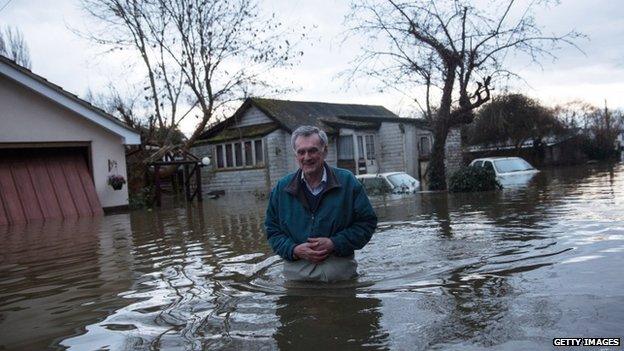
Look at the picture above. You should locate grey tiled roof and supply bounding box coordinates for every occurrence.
[250,98,398,132]
[200,97,429,140]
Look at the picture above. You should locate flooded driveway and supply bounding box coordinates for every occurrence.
[1,164,623,350]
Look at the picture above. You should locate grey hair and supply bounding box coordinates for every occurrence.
[290,125,328,151]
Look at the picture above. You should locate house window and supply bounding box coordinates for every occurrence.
[225,144,233,167]
[357,136,364,160]
[338,135,354,160]
[234,143,243,167]
[214,138,264,170]
[216,145,224,168]
[339,134,375,160]
[244,141,253,166]
[419,136,431,156]
[365,135,375,160]
[255,140,263,163]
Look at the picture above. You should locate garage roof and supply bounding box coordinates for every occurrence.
[0,55,141,145]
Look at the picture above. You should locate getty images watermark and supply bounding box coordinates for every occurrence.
[553,338,621,347]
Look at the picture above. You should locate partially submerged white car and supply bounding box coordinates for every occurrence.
[356,172,420,195]
[469,157,540,187]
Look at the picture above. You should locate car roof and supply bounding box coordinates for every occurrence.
[356,172,405,179]
[471,157,524,162]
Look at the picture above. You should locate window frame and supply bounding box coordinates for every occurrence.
[213,138,265,170]
[338,132,376,162]
[419,135,432,157]
[337,135,355,161]
[357,135,365,160]
[364,134,375,160]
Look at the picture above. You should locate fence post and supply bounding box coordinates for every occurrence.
[154,164,161,207]
[196,164,203,202]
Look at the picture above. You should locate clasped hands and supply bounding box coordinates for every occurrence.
[293,237,334,263]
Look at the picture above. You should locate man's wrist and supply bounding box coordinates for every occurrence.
[292,244,300,260]
[329,237,339,255]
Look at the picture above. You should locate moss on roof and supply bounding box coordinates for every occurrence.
[202,122,279,143]
[198,98,429,141]
[251,98,399,132]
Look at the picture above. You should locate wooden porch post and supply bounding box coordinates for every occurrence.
[184,164,191,201]
[154,164,161,207]
[195,164,203,202]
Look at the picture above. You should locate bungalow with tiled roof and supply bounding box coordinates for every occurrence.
[191,97,462,194]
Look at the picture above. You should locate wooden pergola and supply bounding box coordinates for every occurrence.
[146,146,204,206]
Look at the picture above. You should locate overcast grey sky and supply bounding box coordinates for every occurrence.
[2,0,623,135]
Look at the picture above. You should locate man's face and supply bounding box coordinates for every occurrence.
[294,134,327,177]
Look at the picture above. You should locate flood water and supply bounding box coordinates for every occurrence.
[1,163,623,350]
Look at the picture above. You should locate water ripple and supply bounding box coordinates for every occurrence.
[1,164,623,350]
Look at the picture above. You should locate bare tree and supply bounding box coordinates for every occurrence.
[584,103,621,159]
[81,0,302,149]
[85,86,160,145]
[554,100,622,159]
[553,100,598,130]
[346,0,581,189]
[0,25,32,69]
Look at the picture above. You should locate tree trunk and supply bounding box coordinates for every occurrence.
[428,124,450,190]
[183,108,212,152]
[427,61,456,191]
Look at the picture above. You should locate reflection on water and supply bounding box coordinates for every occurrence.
[275,289,388,351]
[1,164,624,350]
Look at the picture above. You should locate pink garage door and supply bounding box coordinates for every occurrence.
[0,148,103,225]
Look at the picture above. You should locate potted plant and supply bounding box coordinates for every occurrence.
[108,174,126,190]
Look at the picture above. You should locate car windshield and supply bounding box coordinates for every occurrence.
[493,158,534,173]
[387,173,416,188]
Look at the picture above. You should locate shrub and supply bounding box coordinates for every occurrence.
[580,134,619,160]
[449,166,500,193]
[129,186,155,209]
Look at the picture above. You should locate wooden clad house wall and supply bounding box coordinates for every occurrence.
[377,123,406,173]
[235,106,273,127]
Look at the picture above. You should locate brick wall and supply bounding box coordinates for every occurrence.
[444,127,463,176]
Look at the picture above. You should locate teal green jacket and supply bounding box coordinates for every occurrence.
[265,164,377,261]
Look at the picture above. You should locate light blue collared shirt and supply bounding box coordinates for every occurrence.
[301,167,327,196]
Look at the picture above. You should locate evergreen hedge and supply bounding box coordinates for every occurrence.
[449,166,501,193]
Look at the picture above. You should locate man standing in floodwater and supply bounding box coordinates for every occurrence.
[264,125,377,282]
